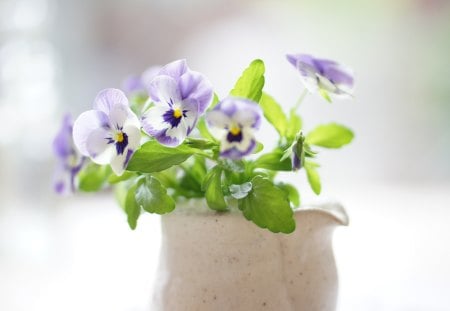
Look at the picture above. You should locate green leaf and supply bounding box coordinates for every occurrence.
[202,166,227,211]
[125,181,141,230]
[252,142,264,154]
[277,183,301,207]
[304,161,321,195]
[77,162,111,192]
[230,59,265,102]
[319,89,332,103]
[254,149,292,171]
[210,93,220,109]
[197,117,215,141]
[108,171,135,184]
[238,176,295,233]
[306,123,354,148]
[127,140,196,173]
[179,156,207,197]
[135,176,175,214]
[286,108,303,141]
[259,93,287,136]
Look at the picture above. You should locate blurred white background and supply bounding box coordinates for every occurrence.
[1,0,449,310]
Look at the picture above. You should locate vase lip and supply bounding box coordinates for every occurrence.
[170,198,349,226]
[295,201,349,226]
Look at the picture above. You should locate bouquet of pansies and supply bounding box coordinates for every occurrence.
[53,54,354,234]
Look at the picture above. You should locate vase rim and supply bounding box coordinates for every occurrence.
[170,198,349,226]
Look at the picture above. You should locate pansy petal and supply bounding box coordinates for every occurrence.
[179,70,213,113]
[235,127,255,152]
[296,61,320,93]
[93,88,129,114]
[53,114,74,158]
[148,75,181,105]
[142,104,170,136]
[85,127,113,164]
[110,150,130,176]
[220,139,256,159]
[317,75,338,93]
[108,104,130,130]
[180,98,200,134]
[231,100,262,129]
[158,59,188,81]
[123,125,142,151]
[162,121,187,147]
[141,66,162,94]
[73,110,109,156]
[122,75,144,95]
[322,64,354,90]
[206,109,232,129]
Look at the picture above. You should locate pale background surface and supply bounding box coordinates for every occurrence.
[1,0,450,310]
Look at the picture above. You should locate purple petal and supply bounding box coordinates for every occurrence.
[93,88,129,114]
[148,75,182,105]
[73,110,109,156]
[213,97,261,129]
[179,70,213,114]
[320,63,354,89]
[292,153,301,171]
[157,59,188,81]
[286,54,316,70]
[53,114,74,158]
[122,75,145,95]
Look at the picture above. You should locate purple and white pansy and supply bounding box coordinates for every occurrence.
[53,114,85,194]
[72,88,141,176]
[206,97,262,159]
[142,59,213,147]
[286,54,354,98]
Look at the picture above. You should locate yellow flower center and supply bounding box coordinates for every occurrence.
[230,125,241,136]
[173,108,183,119]
[115,132,124,143]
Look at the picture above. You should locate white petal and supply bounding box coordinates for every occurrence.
[85,128,114,164]
[233,109,257,128]
[297,62,319,93]
[123,125,141,151]
[165,121,187,142]
[235,127,254,152]
[73,110,109,156]
[110,153,127,176]
[108,104,129,130]
[206,110,232,129]
[142,104,170,136]
[149,75,181,105]
[317,75,338,93]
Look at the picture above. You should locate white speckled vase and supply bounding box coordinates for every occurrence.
[151,200,348,311]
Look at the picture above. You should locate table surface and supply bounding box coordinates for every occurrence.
[1,182,449,311]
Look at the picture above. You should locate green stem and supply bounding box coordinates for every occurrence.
[294,89,308,110]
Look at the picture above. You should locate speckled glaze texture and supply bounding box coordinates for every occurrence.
[151,201,348,311]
